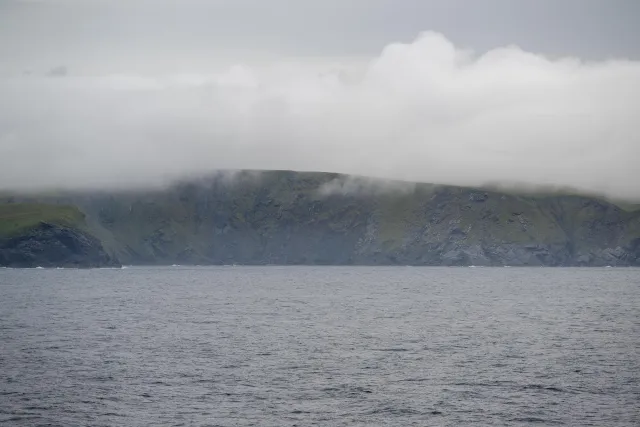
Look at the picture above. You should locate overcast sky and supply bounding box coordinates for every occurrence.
[1,0,639,199]
[2,0,640,73]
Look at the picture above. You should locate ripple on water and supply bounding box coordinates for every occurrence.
[0,266,639,426]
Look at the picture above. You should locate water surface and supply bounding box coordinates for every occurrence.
[1,267,639,426]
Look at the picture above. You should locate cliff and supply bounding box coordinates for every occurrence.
[1,171,639,267]
[0,204,119,268]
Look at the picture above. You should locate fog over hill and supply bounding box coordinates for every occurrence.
[0,28,639,199]
[1,1,639,267]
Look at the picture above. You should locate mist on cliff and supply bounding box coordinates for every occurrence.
[1,31,639,200]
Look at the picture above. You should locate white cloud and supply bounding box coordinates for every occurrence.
[317,176,418,197]
[0,31,639,199]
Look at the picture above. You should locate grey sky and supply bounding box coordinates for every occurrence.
[0,0,639,199]
[1,0,639,73]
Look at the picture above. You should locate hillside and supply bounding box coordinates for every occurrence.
[1,171,639,267]
[0,203,119,268]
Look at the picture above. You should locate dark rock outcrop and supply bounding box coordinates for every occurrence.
[0,222,120,268]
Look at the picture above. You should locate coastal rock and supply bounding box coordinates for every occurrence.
[0,222,120,268]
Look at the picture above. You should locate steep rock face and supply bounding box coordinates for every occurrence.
[2,171,639,266]
[63,172,640,266]
[0,222,120,268]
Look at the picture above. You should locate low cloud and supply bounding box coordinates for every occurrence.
[1,32,639,199]
[317,176,417,197]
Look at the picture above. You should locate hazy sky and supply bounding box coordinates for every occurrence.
[2,0,639,73]
[1,0,639,199]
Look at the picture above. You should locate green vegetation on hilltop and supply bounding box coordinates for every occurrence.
[0,203,85,237]
[0,203,118,268]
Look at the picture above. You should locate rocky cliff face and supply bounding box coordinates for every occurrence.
[0,222,120,268]
[2,171,639,267]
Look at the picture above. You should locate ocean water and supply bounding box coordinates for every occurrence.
[0,266,639,426]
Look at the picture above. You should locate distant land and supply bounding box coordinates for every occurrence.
[1,170,639,268]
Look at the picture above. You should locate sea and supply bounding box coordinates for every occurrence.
[1,266,639,426]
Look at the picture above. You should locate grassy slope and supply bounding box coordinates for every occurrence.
[0,203,86,237]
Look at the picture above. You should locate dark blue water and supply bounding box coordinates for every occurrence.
[1,267,639,426]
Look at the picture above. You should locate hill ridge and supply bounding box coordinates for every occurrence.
[1,171,639,267]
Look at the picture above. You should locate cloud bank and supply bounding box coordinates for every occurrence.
[1,32,639,199]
